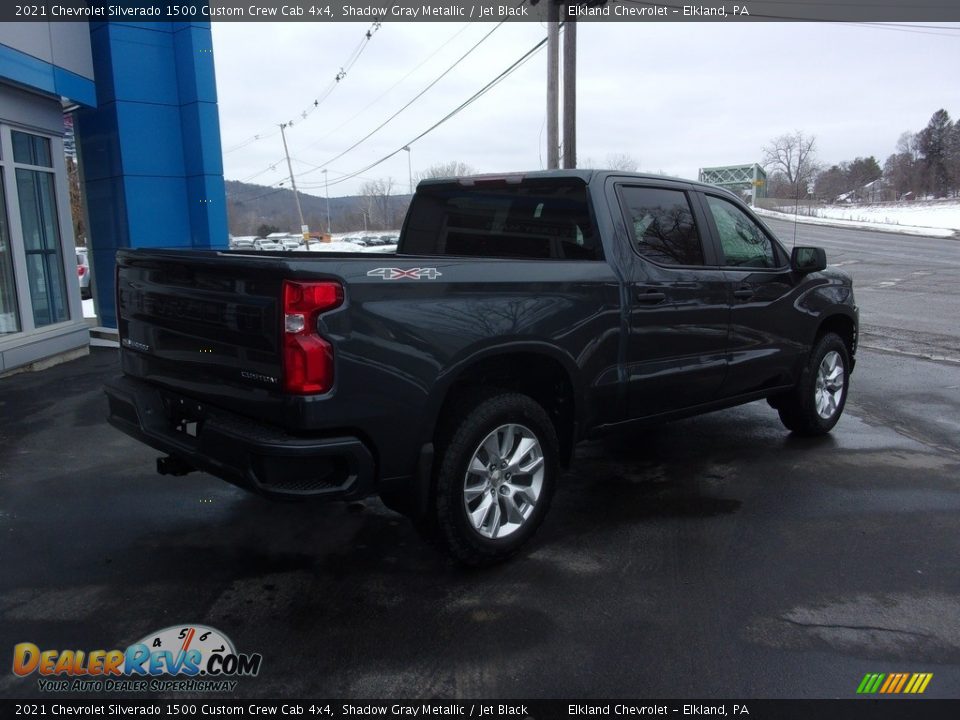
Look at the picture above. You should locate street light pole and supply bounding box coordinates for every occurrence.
[279,123,308,243]
[322,169,331,235]
[403,146,412,195]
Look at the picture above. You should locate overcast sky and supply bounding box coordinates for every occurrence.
[211,21,960,198]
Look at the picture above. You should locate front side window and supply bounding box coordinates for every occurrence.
[619,186,704,266]
[705,195,778,269]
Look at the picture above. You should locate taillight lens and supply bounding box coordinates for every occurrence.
[78,265,86,277]
[282,280,343,394]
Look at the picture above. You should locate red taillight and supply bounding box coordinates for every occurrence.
[282,280,343,394]
[78,265,86,277]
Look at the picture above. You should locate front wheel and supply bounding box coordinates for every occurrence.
[431,391,559,566]
[776,332,850,436]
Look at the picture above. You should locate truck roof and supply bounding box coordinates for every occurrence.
[417,169,725,194]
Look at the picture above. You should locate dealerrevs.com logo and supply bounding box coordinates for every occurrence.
[12,625,262,693]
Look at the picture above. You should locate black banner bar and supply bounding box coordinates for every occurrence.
[3,0,960,23]
[2,700,960,720]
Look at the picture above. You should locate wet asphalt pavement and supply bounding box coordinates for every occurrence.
[1,224,959,701]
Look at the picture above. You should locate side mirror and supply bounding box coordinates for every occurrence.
[791,246,827,274]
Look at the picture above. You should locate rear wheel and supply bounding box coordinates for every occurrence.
[777,332,850,436]
[431,391,558,566]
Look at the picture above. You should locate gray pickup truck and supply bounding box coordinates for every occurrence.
[106,170,858,564]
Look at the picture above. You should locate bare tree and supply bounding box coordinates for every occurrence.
[416,161,476,181]
[762,131,819,197]
[360,178,396,231]
[883,132,920,200]
[604,152,639,171]
[579,153,639,171]
[895,131,918,160]
[66,157,86,245]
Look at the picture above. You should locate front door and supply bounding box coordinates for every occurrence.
[698,192,806,397]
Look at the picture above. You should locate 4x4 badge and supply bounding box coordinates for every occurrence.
[367,267,442,280]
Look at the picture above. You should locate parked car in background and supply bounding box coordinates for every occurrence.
[379,235,399,245]
[281,238,303,251]
[76,249,91,299]
[252,238,284,251]
[229,237,256,250]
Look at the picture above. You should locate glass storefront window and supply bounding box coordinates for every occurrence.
[0,175,21,334]
[16,167,67,327]
[12,130,52,168]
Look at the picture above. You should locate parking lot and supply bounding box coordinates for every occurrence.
[1,221,958,700]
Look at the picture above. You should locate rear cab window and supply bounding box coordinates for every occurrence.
[401,179,602,260]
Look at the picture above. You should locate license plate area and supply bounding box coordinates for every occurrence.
[162,394,206,441]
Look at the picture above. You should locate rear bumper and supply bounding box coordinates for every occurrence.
[104,375,375,500]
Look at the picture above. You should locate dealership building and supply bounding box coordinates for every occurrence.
[0,19,227,373]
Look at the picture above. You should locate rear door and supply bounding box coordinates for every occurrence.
[611,180,730,418]
[695,192,806,397]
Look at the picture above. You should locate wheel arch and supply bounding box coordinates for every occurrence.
[423,343,582,468]
[815,311,858,369]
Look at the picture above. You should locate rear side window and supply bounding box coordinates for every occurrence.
[402,181,601,260]
[619,186,704,266]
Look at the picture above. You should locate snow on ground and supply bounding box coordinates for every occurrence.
[83,298,96,318]
[757,201,959,238]
[306,240,397,253]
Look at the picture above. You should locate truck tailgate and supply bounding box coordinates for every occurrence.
[116,250,292,412]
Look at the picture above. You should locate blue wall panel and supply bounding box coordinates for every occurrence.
[0,44,96,106]
[186,174,228,249]
[179,101,223,177]
[115,101,186,176]
[76,16,228,328]
[173,24,217,105]
[105,24,180,105]
[77,102,124,182]
[124,176,191,248]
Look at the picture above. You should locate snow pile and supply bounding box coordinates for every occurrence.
[756,202,958,238]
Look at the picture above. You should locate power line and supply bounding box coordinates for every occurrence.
[267,21,509,186]
[222,22,382,155]
[295,22,476,155]
[235,21,509,190]
[319,34,549,192]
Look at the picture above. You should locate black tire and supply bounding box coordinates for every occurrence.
[430,390,559,566]
[777,332,851,436]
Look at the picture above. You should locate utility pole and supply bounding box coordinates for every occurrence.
[546,2,560,170]
[561,6,577,169]
[279,122,308,245]
[403,146,413,195]
[322,169,331,235]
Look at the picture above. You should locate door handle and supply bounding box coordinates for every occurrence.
[733,286,754,300]
[635,290,666,304]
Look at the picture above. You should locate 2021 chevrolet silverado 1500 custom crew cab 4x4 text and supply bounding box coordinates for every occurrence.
[105,171,858,565]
